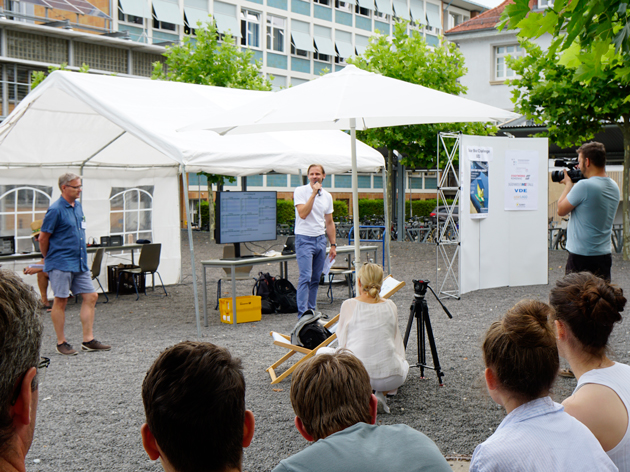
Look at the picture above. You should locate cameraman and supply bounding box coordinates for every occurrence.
[557,142,619,282]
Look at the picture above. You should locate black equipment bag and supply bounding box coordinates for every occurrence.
[291,312,332,349]
[253,272,277,314]
[273,278,298,314]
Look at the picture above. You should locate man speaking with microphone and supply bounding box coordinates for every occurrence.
[293,165,337,318]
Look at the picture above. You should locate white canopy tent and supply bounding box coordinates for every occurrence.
[0,71,385,335]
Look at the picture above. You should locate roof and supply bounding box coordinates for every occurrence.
[445,0,511,35]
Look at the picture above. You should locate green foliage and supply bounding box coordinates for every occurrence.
[152,20,272,90]
[197,172,235,188]
[358,199,385,219]
[347,21,496,169]
[333,199,349,218]
[197,200,210,225]
[31,62,90,89]
[276,199,295,225]
[500,0,630,82]
[507,40,630,259]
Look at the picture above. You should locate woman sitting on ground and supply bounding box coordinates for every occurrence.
[336,263,408,413]
[471,299,616,472]
[550,272,629,471]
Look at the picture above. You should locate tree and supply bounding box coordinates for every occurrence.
[31,62,90,89]
[501,2,630,260]
[153,20,272,235]
[507,40,630,259]
[500,0,630,82]
[347,20,495,219]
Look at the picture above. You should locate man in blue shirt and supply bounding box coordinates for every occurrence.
[557,142,620,282]
[39,173,111,356]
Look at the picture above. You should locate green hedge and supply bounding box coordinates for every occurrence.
[356,198,454,220]
[277,199,295,225]
[197,200,210,226]
[333,199,348,218]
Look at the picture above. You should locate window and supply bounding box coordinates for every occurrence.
[314,51,331,62]
[153,9,177,31]
[267,173,288,186]
[291,43,310,57]
[110,187,154,243]
[355,4,370,17]
[0,185,52,253]
[495,44,523,80]
[314,0,330,5]
[374,9,389,20]
[266,15,285,52]
[119,10,144,24]
[335,0,353,12]
[425,2,440,33]
[240,9,261,48]
[537,0,553,8]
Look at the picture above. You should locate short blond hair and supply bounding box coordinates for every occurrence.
[357,263,383,301]
[290,350,372,441]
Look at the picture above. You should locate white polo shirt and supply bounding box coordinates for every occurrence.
[294,184,333,237]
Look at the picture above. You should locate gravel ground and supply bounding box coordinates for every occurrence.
[25,231,630,471]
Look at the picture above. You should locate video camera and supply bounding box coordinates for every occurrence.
[551,159,585,183]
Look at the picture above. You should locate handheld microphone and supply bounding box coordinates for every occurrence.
[317,189,321,196]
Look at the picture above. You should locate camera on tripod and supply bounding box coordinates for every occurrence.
[551,159,585,183]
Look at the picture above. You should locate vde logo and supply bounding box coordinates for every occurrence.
[514,188,527,193]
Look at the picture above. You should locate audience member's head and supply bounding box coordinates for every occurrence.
[0,269,43,461]
[141,341,254,472]
[483,300,558,404]
[549,272,626,358]
[290,350,377,441]
[357,263,383,301]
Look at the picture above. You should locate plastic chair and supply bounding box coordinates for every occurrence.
[215,245,256,309]
[266,276,406,384]
[75,247,108,304]
[116,243,167,300]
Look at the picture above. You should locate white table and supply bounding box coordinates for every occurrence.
[200,244,377,326]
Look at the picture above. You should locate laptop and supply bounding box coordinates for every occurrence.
[282,236,295,255]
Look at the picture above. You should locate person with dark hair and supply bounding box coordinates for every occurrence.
[470,299,616,472]
[293,164,336,318]
[39,172,110,355]
[140,341,255,472]
[274,350,450,472]
[0,269,46,472]
[550,272,629,471]
[557,141,619,282]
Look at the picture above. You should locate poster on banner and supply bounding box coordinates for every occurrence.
[470,161,489,218]
[467,146,493,162]
[504,150,539,211]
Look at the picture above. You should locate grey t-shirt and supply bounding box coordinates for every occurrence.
[272,422,451,472]
[566,176,619,256]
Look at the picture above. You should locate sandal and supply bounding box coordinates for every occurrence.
[559,368,575,378]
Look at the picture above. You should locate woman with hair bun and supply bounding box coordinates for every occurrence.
[335,263,408,414]
[550,272,629,471]
[471,299,616,472]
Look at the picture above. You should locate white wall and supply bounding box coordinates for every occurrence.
[448,30,552,111]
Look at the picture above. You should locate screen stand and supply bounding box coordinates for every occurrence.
[233,243,241,258]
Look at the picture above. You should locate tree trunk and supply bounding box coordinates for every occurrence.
[622,120,630,260]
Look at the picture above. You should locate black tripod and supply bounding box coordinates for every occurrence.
[403,279,452,386]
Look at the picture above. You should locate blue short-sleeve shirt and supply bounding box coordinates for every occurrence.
[41,197,89,273]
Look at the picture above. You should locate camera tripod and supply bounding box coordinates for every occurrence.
[403,279,452,386]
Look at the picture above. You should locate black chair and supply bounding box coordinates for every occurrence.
[76,247,108,303]
[116,243,167,300]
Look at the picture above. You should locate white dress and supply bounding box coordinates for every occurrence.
[336,298,409,390]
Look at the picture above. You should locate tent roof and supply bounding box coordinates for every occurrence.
[0,71,384,175]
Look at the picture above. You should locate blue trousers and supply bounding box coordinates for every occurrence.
[295,234,327,316]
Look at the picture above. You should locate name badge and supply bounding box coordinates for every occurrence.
[81,221,87,229]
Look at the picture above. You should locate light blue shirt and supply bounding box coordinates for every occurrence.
[273,422,451,472]
[470,396,617,472]
[41,196,89,273]
[566,177,619,256]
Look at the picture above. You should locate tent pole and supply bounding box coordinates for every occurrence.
[182,170,202,338]
[350,118,360,294]
[382,167,391,275]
